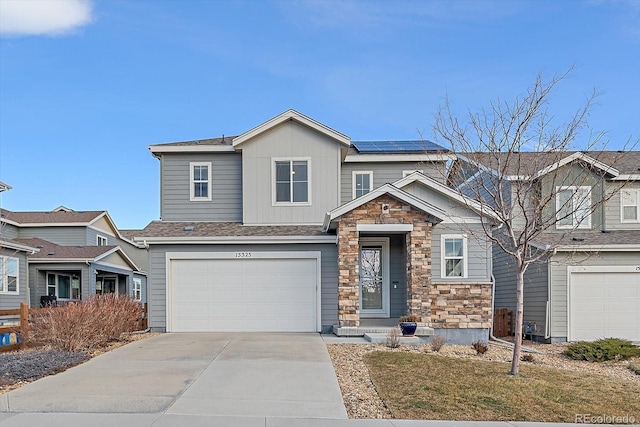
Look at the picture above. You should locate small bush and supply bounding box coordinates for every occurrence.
[562,338,640,362]
[28,294,145,353]
[386,327,401,348]
[399,313,419,323]
[430,335,446,352]
[472,340,488,355]
[521,353,535,363]
[628,360,640,375]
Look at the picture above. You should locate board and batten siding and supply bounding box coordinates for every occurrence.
[160,152,242,222]
[0,248,28,310]
[604,181,640,230]
[241,121,341,225]
[340,162,445,204]
[17,226,87,246]
[147,243,338,332]
[492,246,549,338]
[431,222,492,282]
[549,251,640,340]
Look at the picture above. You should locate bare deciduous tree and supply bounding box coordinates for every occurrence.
[433,69,637,375]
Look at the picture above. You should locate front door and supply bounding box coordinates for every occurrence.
[359,238,390,317]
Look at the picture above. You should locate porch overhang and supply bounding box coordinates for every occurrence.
[356,224,413,233]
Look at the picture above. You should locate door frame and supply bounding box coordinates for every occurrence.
[359,237,390,318]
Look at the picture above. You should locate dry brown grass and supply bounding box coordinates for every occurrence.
[365,351,640,422]
[27,295,145,352]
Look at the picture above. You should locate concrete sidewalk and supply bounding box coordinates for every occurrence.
[0,413,595,426]
[0,333,347,418]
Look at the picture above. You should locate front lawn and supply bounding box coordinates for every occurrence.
[365,351,640,422]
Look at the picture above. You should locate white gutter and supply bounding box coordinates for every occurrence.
[134,235,337,245]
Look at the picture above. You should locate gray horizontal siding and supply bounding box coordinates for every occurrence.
[160,153,242,222]
[431,223,492,282]
[549,251,640,340]
[604,182,640,230]
[87,226,112,246]
[148,243,338,332]
[492,247,549,338]
[28,263,90,308]
[0,248,28,310]
[0,223,19,240]
[17,226,87,246]
[340,162,445,204]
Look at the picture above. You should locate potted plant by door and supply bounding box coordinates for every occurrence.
[398,314,419,337]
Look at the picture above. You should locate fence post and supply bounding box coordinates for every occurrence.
[20,302,28,349]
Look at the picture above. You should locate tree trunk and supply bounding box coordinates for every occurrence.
[510,268,525,375]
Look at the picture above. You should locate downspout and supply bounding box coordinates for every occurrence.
[545,248,558,340]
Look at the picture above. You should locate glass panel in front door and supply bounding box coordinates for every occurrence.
[360,246,383,310]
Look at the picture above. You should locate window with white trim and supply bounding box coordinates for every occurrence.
[621,188,640,222]
[0,256,18,294]
[556,186,591,229]
[190,162,212,201]
[97,235,108,246]
[273,159,310,204]
[403,170,423,177]
[353,171,373,198]
[133,278,142,301]
[441,235,467,278]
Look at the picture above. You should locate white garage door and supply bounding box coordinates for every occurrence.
[168,253,319,332]
[569,269,640,341]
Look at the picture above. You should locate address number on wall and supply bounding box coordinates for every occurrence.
[235,252,252,258]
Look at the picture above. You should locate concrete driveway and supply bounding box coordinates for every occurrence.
[0,333,347,419]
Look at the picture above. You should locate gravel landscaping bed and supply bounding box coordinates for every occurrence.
[327,340,640,419]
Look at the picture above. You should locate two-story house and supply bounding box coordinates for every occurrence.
[450,151,640,342]
[0,206,148,308]
[136,110,499,344]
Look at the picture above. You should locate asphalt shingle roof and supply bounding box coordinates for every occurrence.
[1,209,105,225]
[150,136,237,147]
[14,238,117,260]
[136,221,326,238]
[534,230,640,248]
[466,151,640,177]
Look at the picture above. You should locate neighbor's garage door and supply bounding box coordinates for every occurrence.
[168,254,318,332]
[569,269,640,341]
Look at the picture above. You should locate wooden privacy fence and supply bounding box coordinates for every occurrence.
[0,302,148,353]
[493,308,514,337]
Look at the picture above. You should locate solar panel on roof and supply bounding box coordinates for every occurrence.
[352,140,448,153]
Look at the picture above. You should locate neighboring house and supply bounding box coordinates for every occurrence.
[0,207,147,307]
[136,109,499,343]
[0,239,38,310]
[451,151,640,342]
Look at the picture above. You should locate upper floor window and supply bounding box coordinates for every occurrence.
[353,171,373,198]
[190,162,212,201]
[0,256,18,294]
[97,235,108,246]
[273,158,310,204]
[556,186,591,229]
[133,278,142,301]
[441,235,467,278]
[621,189,640,222]
[403,170,424,177]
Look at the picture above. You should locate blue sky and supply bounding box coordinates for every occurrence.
[0,0,638,230]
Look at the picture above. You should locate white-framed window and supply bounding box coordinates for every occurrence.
[352,171,373,198]
[272,158,311,205]
[133,278,142,301]
[621,188,640,223]
[403,170,424,177]
[46,272,80,300]
[556,186,591,229]
[97,235,108,246]
[441,234,467,278]
[0,256,19,294]
[189,162,212,201]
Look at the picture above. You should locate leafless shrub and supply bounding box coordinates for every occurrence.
[521,353,535,363]
[472,340,489,355]
[386,327,401,348]
[27,294,144,352]
[430,335,446,352]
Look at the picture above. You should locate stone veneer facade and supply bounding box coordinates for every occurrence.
[336,194,492,330]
